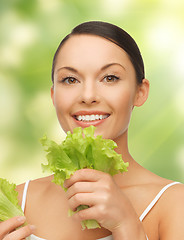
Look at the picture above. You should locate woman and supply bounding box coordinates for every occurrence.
[0,21,183,240]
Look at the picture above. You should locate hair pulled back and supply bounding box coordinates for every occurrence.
[52,21,145,84]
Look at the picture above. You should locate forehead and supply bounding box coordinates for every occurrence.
[55,34,133,71]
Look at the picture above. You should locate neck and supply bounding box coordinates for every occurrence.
[112,130,143,188]
[114,130,132,161]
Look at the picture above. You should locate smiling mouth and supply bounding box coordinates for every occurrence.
[74,114,110,122]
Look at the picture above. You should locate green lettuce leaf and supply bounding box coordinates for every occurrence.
[0,178,24,222]
[40,125,129,229]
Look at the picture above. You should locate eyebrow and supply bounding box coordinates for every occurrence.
[101,63,126,71]
[56,66,78,73]
[56,62,126,74]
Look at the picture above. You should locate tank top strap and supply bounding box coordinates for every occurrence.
[21,180,31,213]
[139,181,181,222]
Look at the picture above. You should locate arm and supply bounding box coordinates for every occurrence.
[64,169,147,240]
[111,215,147,240]
[159,183,184,240]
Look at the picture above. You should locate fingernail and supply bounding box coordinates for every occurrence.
[17,216,26,223]
[29,225,36,232]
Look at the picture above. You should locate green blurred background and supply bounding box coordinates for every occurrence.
[0,0,184,184]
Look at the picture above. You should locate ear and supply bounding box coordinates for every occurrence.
[134,79,150,107]
[51,85,55,106]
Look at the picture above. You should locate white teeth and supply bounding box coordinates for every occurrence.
[75,114,109,122]
[91,115,95,120]
[86,115,90,121]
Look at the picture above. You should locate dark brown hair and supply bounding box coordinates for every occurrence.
[51,21,145,84]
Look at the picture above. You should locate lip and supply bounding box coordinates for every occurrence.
[72,110,110,116]
[71,110,111,127]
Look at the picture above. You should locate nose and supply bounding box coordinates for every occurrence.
[80,80,100,105]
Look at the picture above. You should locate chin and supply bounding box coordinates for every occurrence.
[93,129,111,139]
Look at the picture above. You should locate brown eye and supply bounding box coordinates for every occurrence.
[62,77,79,84]
[103,75,119,82]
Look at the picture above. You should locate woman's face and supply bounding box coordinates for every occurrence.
[51,34,142,142]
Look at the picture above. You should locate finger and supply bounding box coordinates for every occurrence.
[73,205,101,222]
[0,216,26,239]
[4,224,36,240]
[64,169,107,188]
[69,192,98,211]
[69,191,107,212]
[66,181,96,199]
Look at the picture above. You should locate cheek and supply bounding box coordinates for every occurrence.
[53,87,76,113]
[119,91,134,112]
[106,85,135,114]
[52,88,75,132]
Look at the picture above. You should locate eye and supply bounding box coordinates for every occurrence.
[103,75,119,83]
[61,77,79,84]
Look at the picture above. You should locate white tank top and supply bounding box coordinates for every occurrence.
[22,181,180,240]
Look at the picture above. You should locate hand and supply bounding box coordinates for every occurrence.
[0,216,35,240]
[64,169,141,233]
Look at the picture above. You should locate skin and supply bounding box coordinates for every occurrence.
[1,34,184,240]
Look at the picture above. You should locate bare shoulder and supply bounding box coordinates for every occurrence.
[159,181,184,213]
[158,182,184,239]
[15,176,73,238]
[16,175,63,204]
[135,167,184,239]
